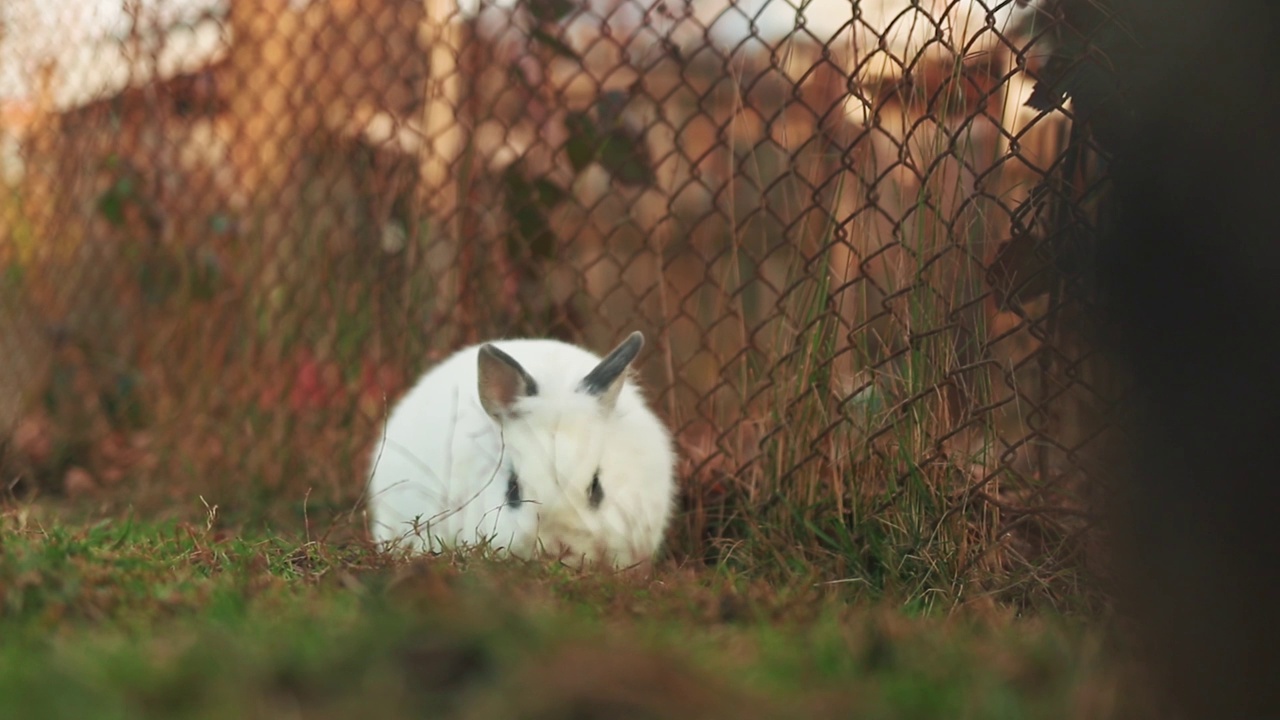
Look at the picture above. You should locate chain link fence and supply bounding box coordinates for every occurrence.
[0,0,1120,598]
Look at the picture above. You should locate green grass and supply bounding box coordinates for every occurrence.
[0,506,1141,720]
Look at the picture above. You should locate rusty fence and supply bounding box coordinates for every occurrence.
[0,0,1122,593]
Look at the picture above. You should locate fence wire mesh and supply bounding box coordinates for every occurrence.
[0,0,1123,596]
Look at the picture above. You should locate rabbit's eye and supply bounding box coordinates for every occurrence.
[506,472,522,508]
[588,472,604,509]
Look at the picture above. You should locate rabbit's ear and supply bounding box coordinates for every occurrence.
[579,331,644,412]
[478,344,538,418]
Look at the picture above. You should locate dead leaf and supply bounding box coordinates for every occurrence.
[63,466,98,498]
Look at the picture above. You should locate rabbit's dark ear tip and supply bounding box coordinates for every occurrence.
[580,331,645,397]
[481,338,540,394]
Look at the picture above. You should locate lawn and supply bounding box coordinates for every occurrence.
[0,504,1146,720]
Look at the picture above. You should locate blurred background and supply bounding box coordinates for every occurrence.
[0,0,1114,607]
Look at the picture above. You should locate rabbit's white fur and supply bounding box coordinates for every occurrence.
[366,332,676,568]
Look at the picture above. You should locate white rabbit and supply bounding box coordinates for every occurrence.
[366,331,677,569]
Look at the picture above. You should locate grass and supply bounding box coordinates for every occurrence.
[0,504,1142,720]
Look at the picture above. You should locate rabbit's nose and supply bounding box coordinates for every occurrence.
[547,533,591,558]
[538,525,595,561]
